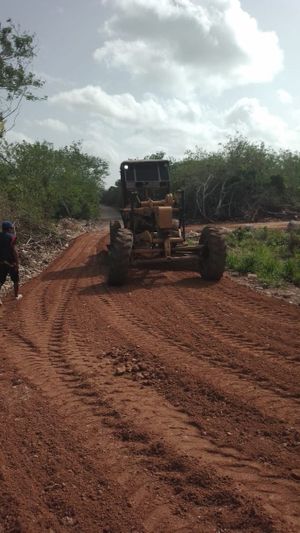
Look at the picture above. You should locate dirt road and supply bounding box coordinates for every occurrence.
[0,227,299,532]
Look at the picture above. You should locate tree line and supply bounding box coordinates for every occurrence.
[103,138,300,221]
[2,19,300,226]
[0,140,108,229]
[0,19,108,230]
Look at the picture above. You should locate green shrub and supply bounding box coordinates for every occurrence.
[283,256,300,286]
[227,251,256,273]
[0,140,108,231]
[226,228,299,287]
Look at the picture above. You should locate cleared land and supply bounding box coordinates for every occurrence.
[0,226,299,532]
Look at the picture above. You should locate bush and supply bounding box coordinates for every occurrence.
[227,251,256,273]
[283,255,300,286]
[0,140,108,230]
[226,227,300,287]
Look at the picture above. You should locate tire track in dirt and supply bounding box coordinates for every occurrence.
[64,325,275,533]
[162,271,300,361]
[40,236,296,528]
[74,281,299,531]
[215,277,300,325]
[103,284,300,427]
[68,340,279,532]
[175,286,300,364]
[100,278,300,479]
[1,233,203,532]
[1,230,299,532]
[0,358,148,533]
[132,273,300,397]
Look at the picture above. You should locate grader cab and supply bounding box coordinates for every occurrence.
[108,159,226,285]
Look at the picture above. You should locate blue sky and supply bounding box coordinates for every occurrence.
[1,0,300,185]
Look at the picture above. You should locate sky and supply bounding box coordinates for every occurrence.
[2,0,300,185]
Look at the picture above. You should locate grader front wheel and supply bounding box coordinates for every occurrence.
[199,226,226,281]
[109,220,121,243]
[108,228,133,286]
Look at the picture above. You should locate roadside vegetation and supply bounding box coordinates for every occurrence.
[226,227,300,287]
[0,19,108,237]
[104,138,300,222]
[171,137,300,221]
[0,140,108,236]
[1,18,300,288]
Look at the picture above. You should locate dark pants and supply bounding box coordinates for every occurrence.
[0,263,19,285]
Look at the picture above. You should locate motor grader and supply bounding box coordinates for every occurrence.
[107,159,226,285]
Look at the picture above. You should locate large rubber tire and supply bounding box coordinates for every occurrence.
[108,228,133,286]
[109,220,122,244]
[198,226,226,281]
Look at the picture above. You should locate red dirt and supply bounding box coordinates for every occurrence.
[0,228,299,532]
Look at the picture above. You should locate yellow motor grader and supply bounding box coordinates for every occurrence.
[108,159,226,285]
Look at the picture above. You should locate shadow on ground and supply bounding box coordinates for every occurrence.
[41,251,108,281]
[80,270,219,297]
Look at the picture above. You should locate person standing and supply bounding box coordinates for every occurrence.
[0,221,22,305]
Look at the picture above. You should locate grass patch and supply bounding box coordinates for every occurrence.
[226,227,300,287]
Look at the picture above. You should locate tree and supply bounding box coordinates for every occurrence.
[101,136,300,219]
[0,140,108,227]
[143,151,166,160]
[170,136,300,221]
[0,19,45,132]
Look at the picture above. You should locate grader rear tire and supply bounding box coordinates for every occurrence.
[198,226,226,281]
[108,228,133,286]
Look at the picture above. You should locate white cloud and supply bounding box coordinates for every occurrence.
[50,86,203,129]
[42,1,287,184]
[36,118,68,132]
[51,86,293,147]
[51,85,300,185]
[50,84,223,174]
[96,0,283,96]
[5,130,34,144]
[277,89,293,105]
[225,97,294,146]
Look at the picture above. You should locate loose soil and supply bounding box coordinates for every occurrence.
[0,221,299,532]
